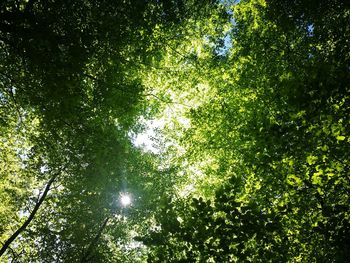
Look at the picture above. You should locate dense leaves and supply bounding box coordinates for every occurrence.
[0,0,213,261]
[1,0,349,262]
[140,0,350,262]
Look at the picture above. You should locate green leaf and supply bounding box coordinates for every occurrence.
[336,135,346,141]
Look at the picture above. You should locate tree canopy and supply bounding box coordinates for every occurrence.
[1,0,349,262]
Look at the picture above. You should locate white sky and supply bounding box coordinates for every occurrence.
[131,118,165,154]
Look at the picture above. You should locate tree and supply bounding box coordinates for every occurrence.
[1,0,349,261]
[141,0,350,261]
[0,0,223,261]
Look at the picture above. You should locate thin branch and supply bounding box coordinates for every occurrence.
[80,217,110,263]
[8,86,23,123]
[83,72,192,108]
[144,93,192,108]
[8,245,19,263]
[83,73,98,82]
[0,173,58,257]
[0,71,23,123]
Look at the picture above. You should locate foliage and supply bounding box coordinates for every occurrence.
[1,0,349,262]
[140,0,350,262]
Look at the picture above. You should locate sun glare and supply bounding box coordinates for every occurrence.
[120,194,132,207]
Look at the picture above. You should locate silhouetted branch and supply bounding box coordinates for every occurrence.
[0,173,58,257]
[80,217,110,263]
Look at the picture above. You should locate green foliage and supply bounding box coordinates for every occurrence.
[0,0,213,261]
[141,0,350,262]
[1,0,349,262]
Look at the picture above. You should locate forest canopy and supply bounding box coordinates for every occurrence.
[0,0,349,262]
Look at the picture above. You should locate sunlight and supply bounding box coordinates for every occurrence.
[120,193,132,207]
[131,118,165,153]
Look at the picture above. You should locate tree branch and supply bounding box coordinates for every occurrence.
[80,217,110,263]
[144,93,191,108]
[0,174,58,257]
